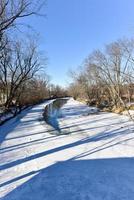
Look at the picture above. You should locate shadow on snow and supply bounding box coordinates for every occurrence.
[2,157,134,200]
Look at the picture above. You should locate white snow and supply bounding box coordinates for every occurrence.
[0,98,134,200]
[122,110,134,119]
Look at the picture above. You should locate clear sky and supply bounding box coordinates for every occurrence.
[23,0,134,86]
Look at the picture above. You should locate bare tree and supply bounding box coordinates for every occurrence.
[18,75,50,107]
[69,38,134,118]
[0,0,44,33]
[0,39,43,111]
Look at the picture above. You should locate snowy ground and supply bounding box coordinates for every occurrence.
[0,98,134,200]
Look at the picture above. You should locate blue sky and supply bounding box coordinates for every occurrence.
[23,0,134,86]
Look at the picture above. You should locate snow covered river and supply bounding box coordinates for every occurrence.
[0,98,134,199]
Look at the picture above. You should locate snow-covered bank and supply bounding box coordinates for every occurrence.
[0,106,32,126]
[122,109,134,119]
[0,98,134,200]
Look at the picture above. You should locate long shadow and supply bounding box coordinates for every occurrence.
[42,98,106,132]
[2,157,134,200]
[0,125,133,171]
[4,130,57,141]
[67,124,132,138]
[0,170,40,188]
[0,123,130,155]
[1,99,130,148]
[52,111,131,136]
[73,136,134,160]
[1,103,132,156]
[2,115,130,143]
[0,101,52,146]
[0,108,32,145]
[0,135,59,153]
[60,118,130,131]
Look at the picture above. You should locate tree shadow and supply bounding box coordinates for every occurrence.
[0,125,133,171]
[0,134,59,154]
[0,111,129,156]
[0,108,32,145]
[2,157,134,200]
[3,130,56,141]
[0,120,132,157]
[1,99,134,199]
[0,102,53,146]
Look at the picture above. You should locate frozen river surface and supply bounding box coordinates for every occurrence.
[0,98,134,200]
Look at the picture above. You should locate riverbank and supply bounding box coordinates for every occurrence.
[77,98,134,120]
[0,98,58,126]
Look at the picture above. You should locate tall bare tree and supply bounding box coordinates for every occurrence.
[69,38,134,115]
[0,39,43,110]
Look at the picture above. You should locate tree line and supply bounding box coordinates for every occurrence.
[68,38,134,113]
[0,0,67,120]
